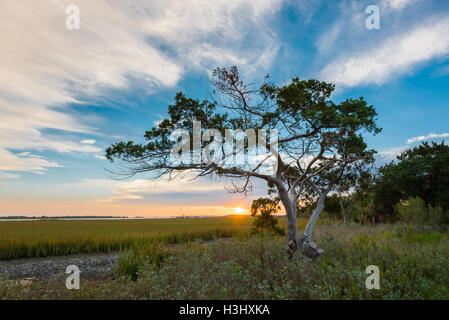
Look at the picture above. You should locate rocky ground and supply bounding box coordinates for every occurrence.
[0,252,119,280]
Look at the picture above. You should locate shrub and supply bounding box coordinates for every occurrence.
[395,196,448,231]
[134,230,449,299]
[396,197,427,225]
[115,243,173,281]
[250,198,285,236]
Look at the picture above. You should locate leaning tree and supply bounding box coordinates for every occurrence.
[106,66,381,259]
[254,134,376,259]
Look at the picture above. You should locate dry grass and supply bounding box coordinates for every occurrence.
[1,222,448,300]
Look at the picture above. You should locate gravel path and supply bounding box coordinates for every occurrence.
[0,252,119,280]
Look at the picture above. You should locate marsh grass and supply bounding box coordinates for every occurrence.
[0,217,334,260]
[0,228,243,260]
[0,217,256,260]
[1,223,448,299]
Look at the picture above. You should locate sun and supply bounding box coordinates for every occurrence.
[233,207,245,214]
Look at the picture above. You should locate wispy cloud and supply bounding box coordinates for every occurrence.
[407,133,449,144]
[383,0,419,10]
[0,149,62,174]
[0,172,20,180]
[321,14,449,87]
[80,139,96,145]
[377,132,449,162]
[0,0,283,176]
[69,173,229,203]
[376,146,408,162]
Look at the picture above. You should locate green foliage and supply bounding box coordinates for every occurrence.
[116,243,173,281]
[375,141,449,215]
[1,217,323,260]
[395,197,448,231]
[131,227,449,299]
[250,198,285,236]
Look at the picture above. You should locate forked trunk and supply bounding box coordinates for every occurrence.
[280,188,328,261]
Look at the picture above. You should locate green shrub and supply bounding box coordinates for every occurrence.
[395,197,447,231]
[115,243,173,281]
[396,197,427,225]
[134,230,449,299]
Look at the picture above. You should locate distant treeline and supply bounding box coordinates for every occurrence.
[0,216,128,220]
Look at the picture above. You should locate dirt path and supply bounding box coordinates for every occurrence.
[0,252,119,280]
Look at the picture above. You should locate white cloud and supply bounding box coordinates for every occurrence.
[376,146,407,162]
[0,0,283,175]
[81,139,96,145]
[383,0,419,10]
[0,172,20,180]
[70,174,228,203]
[407,133,449,144]
[0,149,62,174]
[316,22,343,55]
[377,132,449,163]
[94,154,107,160]
[321,15,449,87]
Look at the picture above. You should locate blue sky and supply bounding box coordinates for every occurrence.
[0,0,448,217]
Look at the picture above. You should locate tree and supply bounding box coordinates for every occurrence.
[350,169,379,224]
[374,141,449,215]
[250,197,284,235]
[106,66,380,259]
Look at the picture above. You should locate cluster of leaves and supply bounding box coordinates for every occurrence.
[374,141,449,214]
[250,198,284,236]
[395,197,448,232]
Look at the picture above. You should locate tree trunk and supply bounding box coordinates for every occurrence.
[280,187,328,261]
[304,190,328,240]
[278,189,299,258]
[339,197,349,226]
[297,191,328,261]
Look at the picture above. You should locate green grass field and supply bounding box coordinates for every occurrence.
[0,216,330,260]
[1,222,448,299]
[0,216,255,260]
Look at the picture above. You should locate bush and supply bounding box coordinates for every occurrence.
[134,230,449,299]
[396,197,428,225]
[115,243,173,281]
[250,198,285,236]
[395,197,448,231]
[251,215,285,236]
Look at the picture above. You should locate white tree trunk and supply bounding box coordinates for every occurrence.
[298,190,329,261]
[304,190,328,240]
[278,189,299,258]
[279,188,328,261]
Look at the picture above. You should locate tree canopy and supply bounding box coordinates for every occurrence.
[374,141,449,214]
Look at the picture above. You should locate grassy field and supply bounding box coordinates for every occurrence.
[0,216,334,260]
[0,216,256,260]
[1,222,448,299]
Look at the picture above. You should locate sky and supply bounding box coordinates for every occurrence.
[0,0,448,217]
